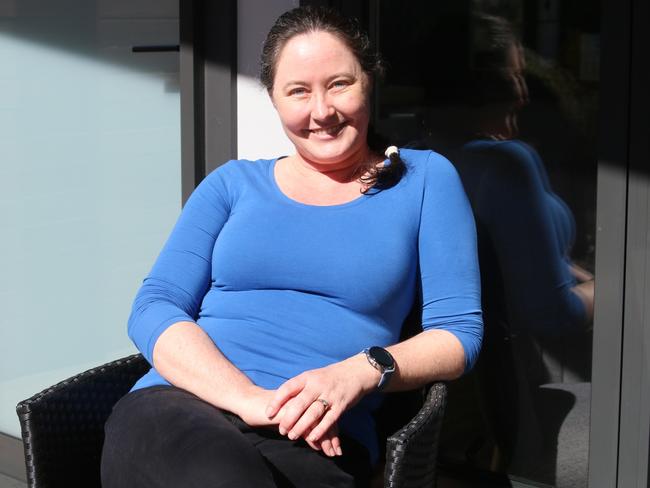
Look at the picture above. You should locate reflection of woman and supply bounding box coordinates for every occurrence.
[427,13,593,484]
[426,13,594,334]
[457,139,594,333]
[101,6,482,487]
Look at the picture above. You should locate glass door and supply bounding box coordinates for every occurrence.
[0,0,180,440]
[367,0,611,486]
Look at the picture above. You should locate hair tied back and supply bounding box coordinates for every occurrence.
[385,146,400,165]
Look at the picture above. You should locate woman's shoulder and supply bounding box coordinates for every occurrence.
[459,139,544,182]
[201,157,275,189]
[209,157,276,180]
[399,147,461,183]
[462,139,539,168]
[191,157,276,204]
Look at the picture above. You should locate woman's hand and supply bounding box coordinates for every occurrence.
[307,423,342,457]
[234,384,343,456]
[236,385,281,427]
[265,354,379,446]
[570,263,594,283]
[569,263,595,323]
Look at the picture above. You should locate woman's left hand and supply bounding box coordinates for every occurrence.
[265,354,379,444]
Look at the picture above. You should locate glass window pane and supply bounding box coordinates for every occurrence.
[374,1,600,486]
[0,0,180,438]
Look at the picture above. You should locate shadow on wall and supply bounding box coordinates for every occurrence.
[0,0,303,92]
[0,0,181,92]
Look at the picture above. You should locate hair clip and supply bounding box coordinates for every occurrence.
[385,146,399,159]
[384,146,399,167]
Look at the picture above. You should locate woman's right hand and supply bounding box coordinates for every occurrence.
[235,385,342,457]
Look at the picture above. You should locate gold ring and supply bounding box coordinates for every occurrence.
[316,398,330,410]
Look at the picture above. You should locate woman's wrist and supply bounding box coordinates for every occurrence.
[229,384,279,426]
[344,353,382,395]
[230,383,263,411]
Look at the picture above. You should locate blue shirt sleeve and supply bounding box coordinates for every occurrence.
[127,167,232,364]
[463,141,587,334]
[418,152,483,372]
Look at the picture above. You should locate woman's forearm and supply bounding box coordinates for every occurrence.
[383,329,466,390]
[335,329,466,396]
[151,321,257,414]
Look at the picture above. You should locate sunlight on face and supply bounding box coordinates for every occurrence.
[270,31,371,168]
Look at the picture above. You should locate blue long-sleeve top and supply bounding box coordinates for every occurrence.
[127,148,483,462]
[453,139,587,334]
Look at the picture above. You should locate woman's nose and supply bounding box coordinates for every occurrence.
[311,93,336,120]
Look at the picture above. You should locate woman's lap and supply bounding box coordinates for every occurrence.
[101,386,370,488]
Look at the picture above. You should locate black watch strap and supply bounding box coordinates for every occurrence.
[362,346,395,390]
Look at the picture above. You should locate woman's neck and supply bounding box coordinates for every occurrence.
[274,146,382,206]
[289,146,378,184]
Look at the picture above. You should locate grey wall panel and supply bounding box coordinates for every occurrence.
[617,0,650,484]
[180,0,236,203]
[179,0,198,204]
[587,0,632,485]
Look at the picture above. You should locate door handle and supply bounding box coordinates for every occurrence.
[131,45,180,53]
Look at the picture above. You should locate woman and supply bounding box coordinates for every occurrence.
[101,6,482,487]
[423,12,593,335]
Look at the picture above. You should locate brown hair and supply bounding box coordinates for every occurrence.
[260,6,383,92]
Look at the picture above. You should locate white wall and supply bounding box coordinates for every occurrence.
[236,0,298,160]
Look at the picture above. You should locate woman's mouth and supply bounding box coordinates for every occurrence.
[308,122,347,137]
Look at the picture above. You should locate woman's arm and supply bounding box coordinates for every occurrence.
[151,321,269,422]
[128,168,272,421]
[128,168,273,412]
[128,170,230,361]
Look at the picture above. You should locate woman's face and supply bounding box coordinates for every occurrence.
[270,31,371,168]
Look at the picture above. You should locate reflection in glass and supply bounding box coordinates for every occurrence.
[375,1,600,486]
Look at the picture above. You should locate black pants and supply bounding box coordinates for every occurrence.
[101,386,371,488]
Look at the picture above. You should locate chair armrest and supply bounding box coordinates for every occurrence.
[16,354,149,488]
[384,382,447,488]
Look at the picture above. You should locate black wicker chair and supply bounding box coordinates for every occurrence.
[16,354,446,488]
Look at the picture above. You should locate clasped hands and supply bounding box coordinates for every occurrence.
[237,355,379,457]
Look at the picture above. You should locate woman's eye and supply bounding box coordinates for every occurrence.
[331,80,349,89]
[289,87,307,96]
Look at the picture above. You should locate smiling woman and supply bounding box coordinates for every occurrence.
[272,31,370,162]
[271,31,375,205]
[100,5,483,488]
[271,30,375,205]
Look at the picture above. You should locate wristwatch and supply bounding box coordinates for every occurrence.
[362,346,396,390]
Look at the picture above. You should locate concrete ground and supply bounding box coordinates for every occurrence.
[0,473,26,488]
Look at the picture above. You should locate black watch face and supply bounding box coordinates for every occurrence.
[369,346,393,368]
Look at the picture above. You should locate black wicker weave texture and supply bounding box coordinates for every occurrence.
[383,383,447,488]
[15,354,149,488]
